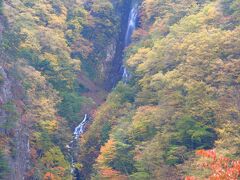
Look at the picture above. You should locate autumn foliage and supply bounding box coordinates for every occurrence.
[99,168,128,180]
[186,150,240,180]
[44,172,57,180]
[95,139,126,179]
[0,0,239,179]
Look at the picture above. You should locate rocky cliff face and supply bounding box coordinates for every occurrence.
[0,65,30,180]
[98,41,117,88]
[103,0,132,90]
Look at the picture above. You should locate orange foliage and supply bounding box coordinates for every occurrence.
[0,134,8,148]
[196,149,217,160]
[132,28,148,41]
[44,172,56,180]
[30,148,37,161]
[71,37,93,58]
[186,150,240,180]
[100,168,128,180]
[97,139,116,166]
[52,166,65,176]
[96,139,127,179]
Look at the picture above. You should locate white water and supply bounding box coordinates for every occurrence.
[67,114,89,175]
[124,2,138,46]
[27,139,30,153]
[122,1,138,82]
[73,114,88,140]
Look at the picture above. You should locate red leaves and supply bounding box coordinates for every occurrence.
[44,172,56,180]
[186,149,240,180]
[132,28,149,41]
[185,176,197,180]
[196,149,217,160]
[101,168,119,177]
[100,168,127,179]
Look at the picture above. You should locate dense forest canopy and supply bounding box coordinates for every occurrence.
[0,0,239,179]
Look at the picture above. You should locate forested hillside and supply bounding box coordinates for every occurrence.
[79,0,240,179]
[0,0,239,179]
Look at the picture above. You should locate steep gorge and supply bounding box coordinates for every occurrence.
[71,1,140,178]
[0,0,140,179]
[104,0,132,90]
[1,0,239,179]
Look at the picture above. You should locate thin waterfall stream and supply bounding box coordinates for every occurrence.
[67,114,89,176]
[69,1,139,178]
[122,0,138,82]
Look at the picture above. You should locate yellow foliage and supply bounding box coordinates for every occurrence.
[20,28,41,51]
[39,120,58,132]
[96,138,116,168]
[132,106,160,133]
[42,53,59,67]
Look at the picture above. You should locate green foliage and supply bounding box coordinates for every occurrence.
[110,141,135,174]
[171,116,216,150]
[221,0,240,16]
[0,29,24,59]
[41,146,71,179]
[130,172,151,180]
[220,0,240,28]
[0,150,8,179]
[19,49,54,74]
[108,82,136,104]
[58,92,82,123]
[100,122,111,144]
[0,0,2,15]
[2,101,19,132]
[58,92,89,125]
[164,146,187,166]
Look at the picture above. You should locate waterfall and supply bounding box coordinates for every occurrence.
[67,114,89,149]
[122,0,138,82]
[124,1,138,47]
[73,114,88,140]
[67,114,89,177]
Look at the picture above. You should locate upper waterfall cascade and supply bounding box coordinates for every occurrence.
[122,1,138,82]
[124,2,138,46]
